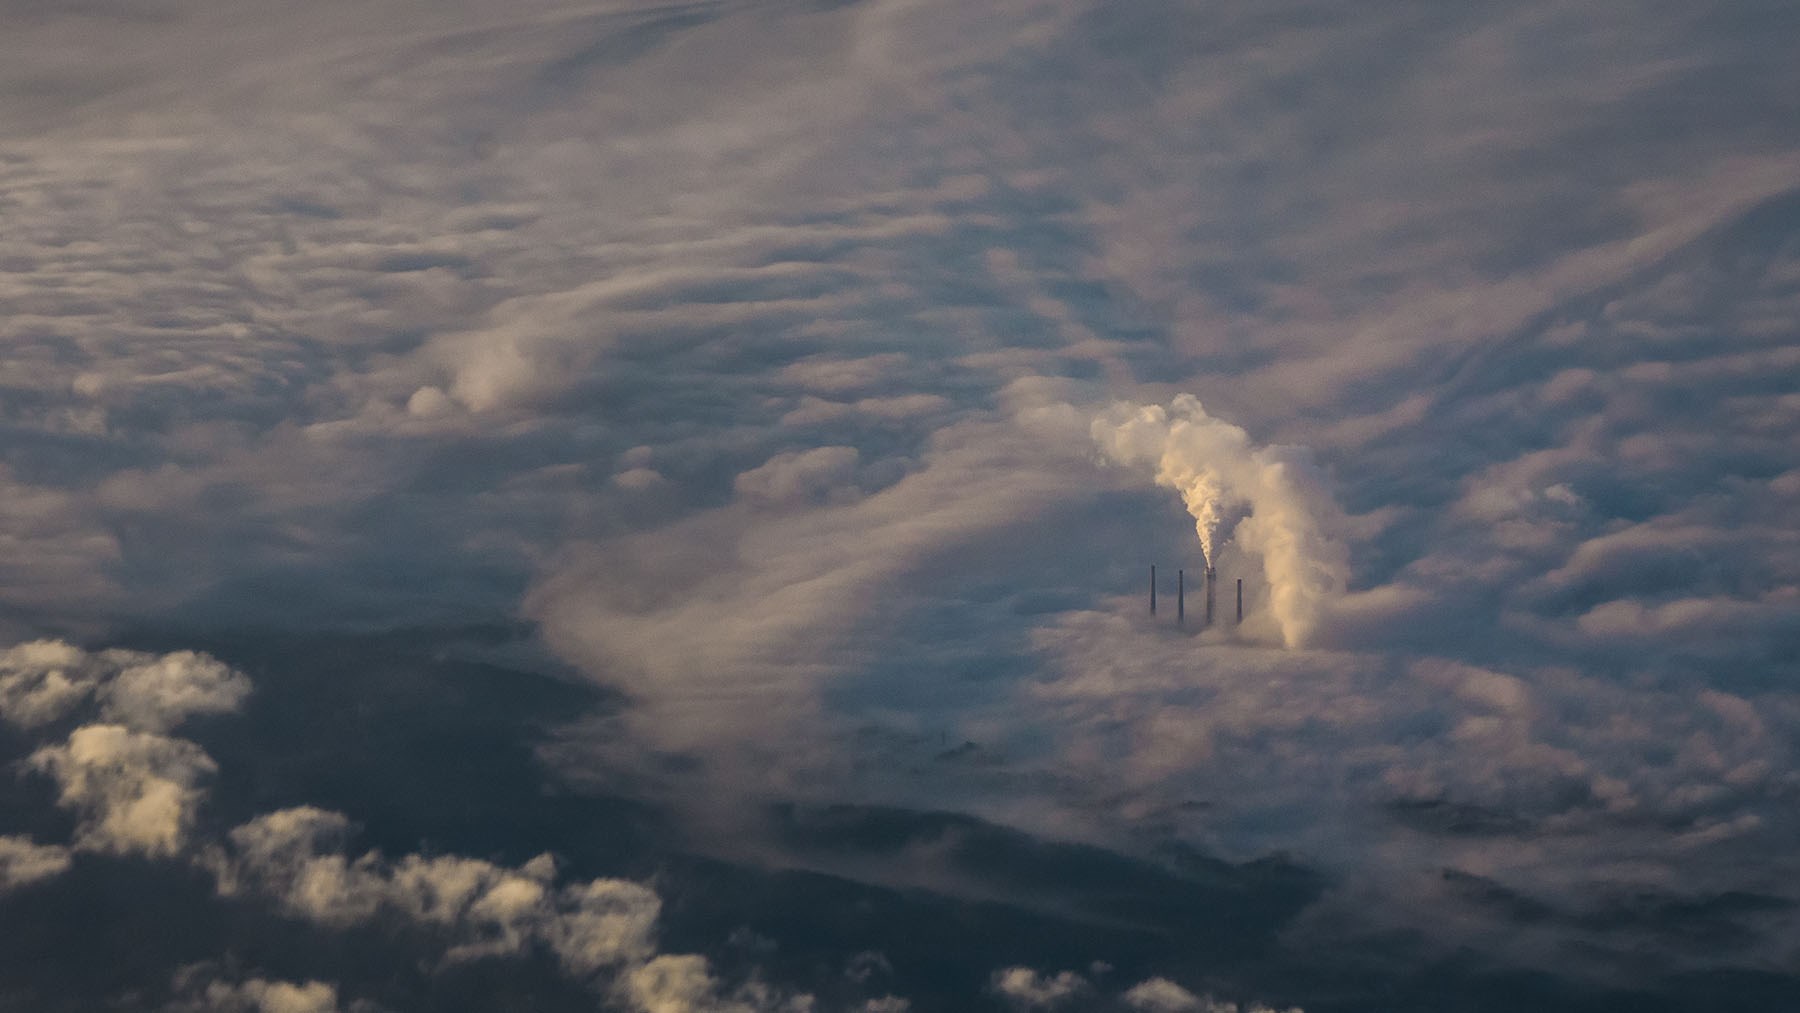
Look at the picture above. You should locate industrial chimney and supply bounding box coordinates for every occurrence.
[1150,565,1156,615]
[1178,569,1185,625]
[1204,566,1216,625]
[1236,578,1243,624]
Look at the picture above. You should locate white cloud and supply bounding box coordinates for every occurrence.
[1121,978,1206,1013]
[0,641,250,733]
[0,639,96,728]
[217,805,820,1010]
[990,967,1087,1009]
[0,834,73,893]
[165,976,345,1013]
[221,805,660,972]
[0,642,246,887]
[101,650,253,733]
[28,724,218,858]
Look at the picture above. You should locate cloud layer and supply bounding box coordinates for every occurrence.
[0,0,1797,1007]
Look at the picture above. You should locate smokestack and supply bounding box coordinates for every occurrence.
[1204,566,1216,625]
[1236,578,1243,623]
[1178,569,1185,625]
[1150,565,1156,615]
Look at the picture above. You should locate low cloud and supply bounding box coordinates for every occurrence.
[165,973,349,1013]
[1121,978,1300,1013]
[0,834,72,893]
[215,806,823,1011]
[0,640,251,733]
[990,966,1088,1009]
[28,724,218,858]
[528,388,1094,754]
[1,642,248,861]
[990,969,1300,1013]
[734,446,863,508]
[0,637,863,1012]
[219,805,659,973]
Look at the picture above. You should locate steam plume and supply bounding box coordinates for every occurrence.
[1091,396,1348,646]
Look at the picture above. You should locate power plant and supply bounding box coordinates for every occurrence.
[1150,564,1245,629]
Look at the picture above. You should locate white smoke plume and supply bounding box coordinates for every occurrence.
[1091,396,1348,647]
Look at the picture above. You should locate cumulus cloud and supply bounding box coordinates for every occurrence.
[0,634,847,1010]
[101,650,253,733]
[0,834,73,893]
[219,806,658,972]
[0,643,244,904]
[623,955,817,1013]
[165,974,348,1013]
[1120,978,1207,1013]
[990,967,1088,1009]
[0,640,95,728]
[0,642,248,864]
[216,806,821,1011]
[988,971,1298,1013]
[28,724,218,858]
[1121,979,1300,1013]
[0,640,250,732]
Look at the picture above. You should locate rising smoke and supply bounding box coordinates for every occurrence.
[1091,396,1348,647]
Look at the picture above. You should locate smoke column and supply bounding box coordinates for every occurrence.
[1091,395,1349,647]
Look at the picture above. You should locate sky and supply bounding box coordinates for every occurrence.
[1,0,1799,1010]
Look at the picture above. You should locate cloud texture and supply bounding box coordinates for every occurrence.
[0,0,1798,1008]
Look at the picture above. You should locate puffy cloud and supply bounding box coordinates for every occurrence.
[0,642,245,889]
[221,806,659,972]
[1120,978,1207,1013]
[100,650,252,733]
[990,967,1088,1009]
[0,640,250,733]
[28,724,218,857]
[0,834,72,893]
[216,805,821,1010]
[986,972,1298,1013]
[1120,979,1300,1013]
[165,975,346,1013]
[0,639,95,728]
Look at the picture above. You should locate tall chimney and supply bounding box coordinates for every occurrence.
[1236,578,1243,623]
[1150,565,1156,615]
[1178,569,1185,625]
[1204,566,1216,625]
